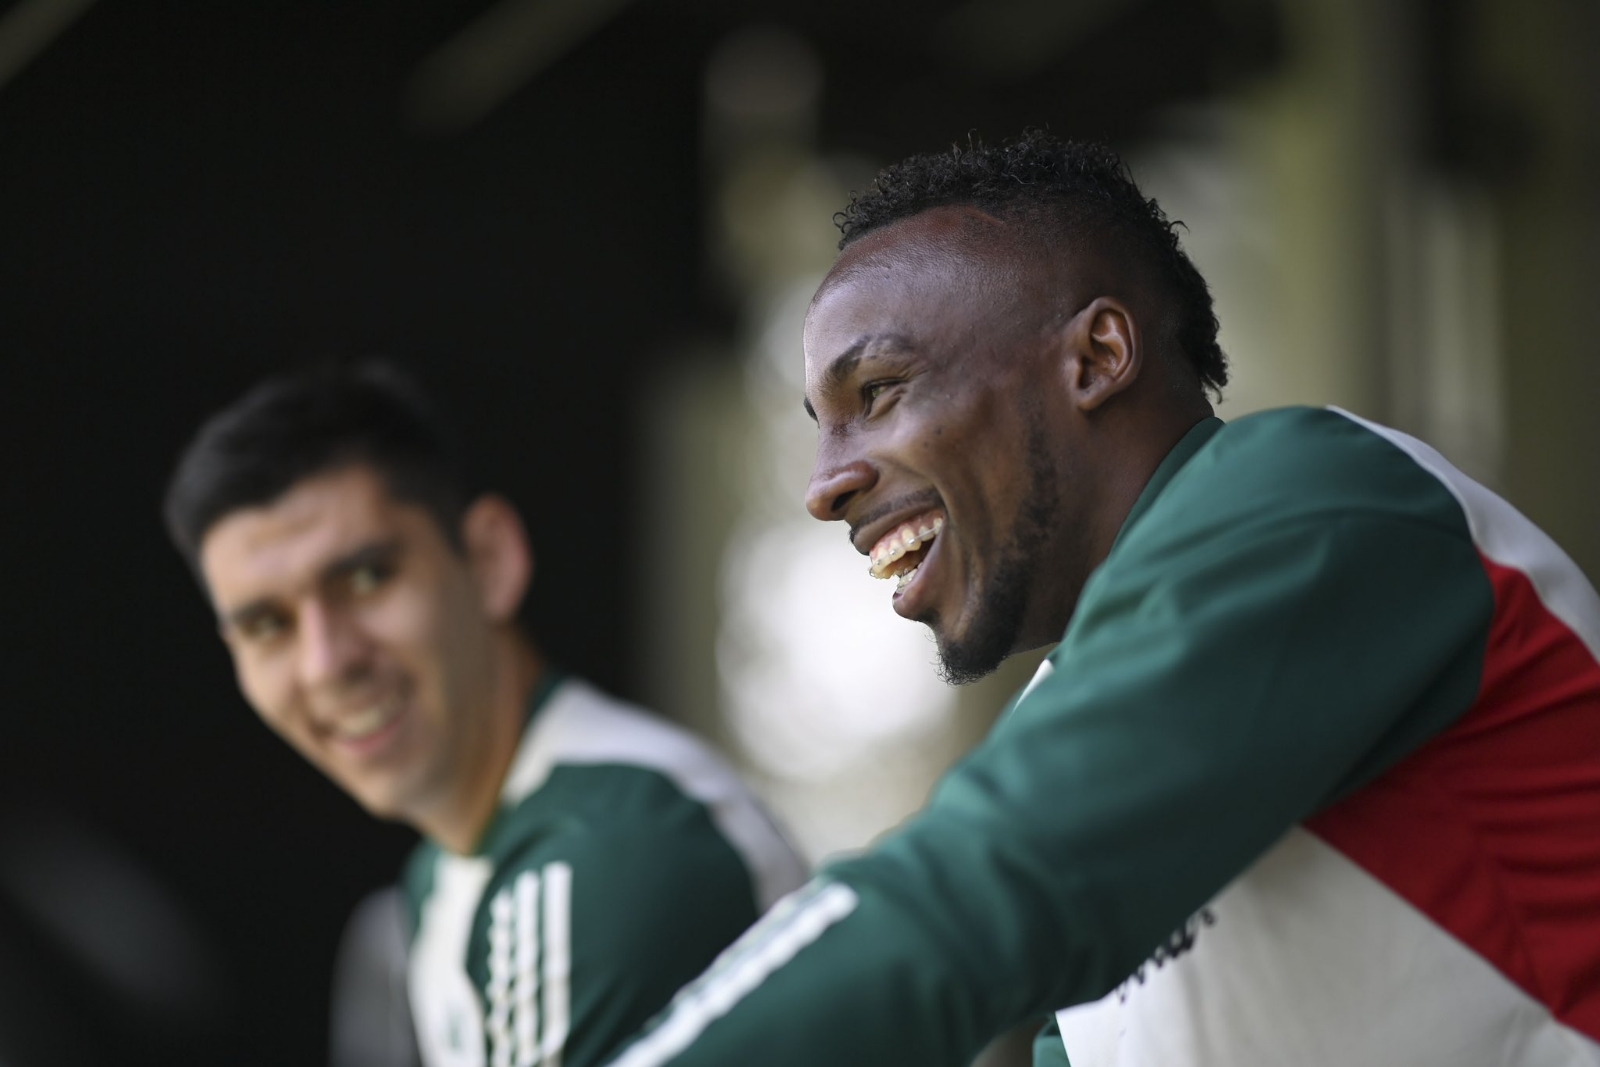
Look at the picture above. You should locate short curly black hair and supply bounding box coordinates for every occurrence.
[835,130,1227,395]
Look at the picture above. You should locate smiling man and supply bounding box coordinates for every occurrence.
[607,132,1600,1067]
[164,363,805,1067]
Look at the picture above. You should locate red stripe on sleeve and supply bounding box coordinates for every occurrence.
[1308,556,1600,1039]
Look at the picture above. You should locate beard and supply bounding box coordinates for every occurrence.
[934,417,1060,685]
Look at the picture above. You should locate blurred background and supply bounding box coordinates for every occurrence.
[1,0,1596,1064]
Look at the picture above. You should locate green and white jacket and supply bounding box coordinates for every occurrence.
[403,676,806,1067]
[608,407,1600,1067]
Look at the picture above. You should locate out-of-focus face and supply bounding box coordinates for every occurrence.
[200,464,503,825]
[803,206,1094,683]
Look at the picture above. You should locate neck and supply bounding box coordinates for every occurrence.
[1099,403,1212,553]
[1024,402,1214,650]
[418,632,545,854]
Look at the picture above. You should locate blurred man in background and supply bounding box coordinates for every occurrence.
[164,363,805,1067]
[607,131,1600,1067]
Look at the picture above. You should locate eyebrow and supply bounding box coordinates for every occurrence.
[321,540,403,587]
[220,539,402,629]
[801,334,913,421]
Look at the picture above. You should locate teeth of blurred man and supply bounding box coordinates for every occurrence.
[868,514,944,579]
[895,564,920,592]
[333,700,400,740]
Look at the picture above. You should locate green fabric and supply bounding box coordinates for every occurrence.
[405,680,767,1067]
[399,669,567,937]
[400,837,438,937]
[1032,1018,1072,1067]
[465,766,759,1067]
[610,407,1496,1067]
[1110,416,1223,550]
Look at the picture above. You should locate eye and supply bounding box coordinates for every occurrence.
[348,561,394,596]
[862,380,899,415]
[238,610,290,645]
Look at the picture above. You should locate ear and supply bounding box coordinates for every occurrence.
[1064,296,1142,412]
[459,495,534,624]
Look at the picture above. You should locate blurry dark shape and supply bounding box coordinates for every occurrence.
[704,25,822,131]
[1418,0,1535,185]
[939,0,1135,78]
[405,0,639,134]
[0,0,97,92]
[330,887,420,1067]
[818,0,1282,160]
[0,803,231,1066]
[0,896,102,1066]
[0,805,230,1027]
[1210,0,1283,93]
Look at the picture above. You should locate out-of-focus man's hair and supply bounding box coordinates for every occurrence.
[163,361,482,575]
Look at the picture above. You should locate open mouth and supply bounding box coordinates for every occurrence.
[323,693,407,755]
[867,511,945,592]
[332,702,401,741]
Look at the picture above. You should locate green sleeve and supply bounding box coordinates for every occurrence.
[1032,1017,1071,1066]
[606,421,1495,1066]
[481,823,762,1067]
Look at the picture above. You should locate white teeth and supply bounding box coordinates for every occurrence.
[333,701,399,740]
[868,514,946,579]
[895,564,920,592]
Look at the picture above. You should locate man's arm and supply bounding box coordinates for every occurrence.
[609,488,1495,1065]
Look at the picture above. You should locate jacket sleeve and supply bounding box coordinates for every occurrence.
[608,482,1494,1067]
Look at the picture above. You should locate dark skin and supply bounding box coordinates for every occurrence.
[802,205,1213,679]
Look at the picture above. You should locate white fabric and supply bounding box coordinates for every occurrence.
[412,855,494,1067]
[1056,828,1600,1067]
[501,679,807,910]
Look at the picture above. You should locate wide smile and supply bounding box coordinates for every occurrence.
[322,693,409,760]
[866,509,946,604]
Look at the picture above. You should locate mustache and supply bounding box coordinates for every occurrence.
[847,489,945,551]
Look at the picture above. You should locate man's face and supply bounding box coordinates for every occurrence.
[803,207,1090,684]
[200,464,500,823]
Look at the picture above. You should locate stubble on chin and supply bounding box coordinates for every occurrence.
[932,420,1059,687]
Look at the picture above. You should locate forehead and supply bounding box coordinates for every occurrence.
[803,207,1030,391]
[199,465,416,605]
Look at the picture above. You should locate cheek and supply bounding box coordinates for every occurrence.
[379,582,464,660]
[233,651,297,735]
[358,579,473,692]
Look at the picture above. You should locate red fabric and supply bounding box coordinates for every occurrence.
[1307,556,1600,1039]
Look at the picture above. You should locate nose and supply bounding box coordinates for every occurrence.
[296,600,369,690]
[806,455,877,522]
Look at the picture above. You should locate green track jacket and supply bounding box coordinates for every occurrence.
[607,407,1600,1067]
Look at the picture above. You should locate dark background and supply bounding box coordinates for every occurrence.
[6,1,1589,1064]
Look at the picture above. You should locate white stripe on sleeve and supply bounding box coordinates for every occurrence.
[609,880,859,1067]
